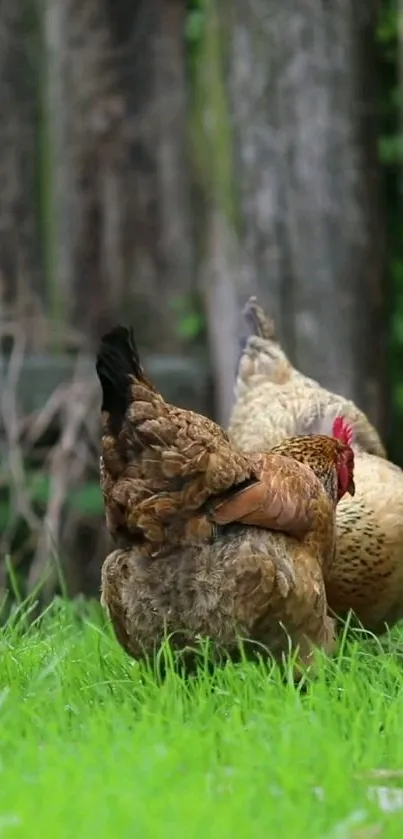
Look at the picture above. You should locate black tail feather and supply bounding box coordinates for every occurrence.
[95,326,142,426]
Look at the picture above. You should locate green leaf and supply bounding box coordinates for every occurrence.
[67,483,103,516]
[177,313,204,340]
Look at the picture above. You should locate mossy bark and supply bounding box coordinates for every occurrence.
[222,0,386,432]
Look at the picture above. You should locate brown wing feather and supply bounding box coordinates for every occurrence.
[119,386,259,516]
[211,455,321,538]
[102,383,261,545]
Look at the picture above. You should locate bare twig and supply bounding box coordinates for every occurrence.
[0,322,42,534]
[28,375,98,598]
[0,316,101,604]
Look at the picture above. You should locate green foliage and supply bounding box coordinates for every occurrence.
[377,0,397,54]
[379,134,403,165]
[0,469,103,532]
[377,0,403,458]
[185,0,205,56]
[169,294,205,341]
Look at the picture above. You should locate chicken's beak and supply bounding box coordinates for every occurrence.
[347,476,355,497]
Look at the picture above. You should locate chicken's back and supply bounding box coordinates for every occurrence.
[101,525,334,669]
[326,454,403,633]
[230,374,320,452]
[230,348,386,457]
[230,300,386,458]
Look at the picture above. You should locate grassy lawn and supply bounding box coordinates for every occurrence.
[0,600,403,838]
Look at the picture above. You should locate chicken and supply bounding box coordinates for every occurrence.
[96,326,355,672]
[229,297,403,634]
[229,297,386,458]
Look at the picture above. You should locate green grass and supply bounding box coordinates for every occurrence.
[1,601,403,838]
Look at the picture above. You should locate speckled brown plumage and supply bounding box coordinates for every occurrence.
[326,455,403,633]
[96,327,352,557]
[229,297,403,634]
[96,325,354,673]
[101,525,335,673]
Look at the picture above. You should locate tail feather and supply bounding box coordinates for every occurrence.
[234,296,291,388]
[242,296,276,341]
[96,325,144,430]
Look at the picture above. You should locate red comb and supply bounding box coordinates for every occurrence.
[332,416,353,446]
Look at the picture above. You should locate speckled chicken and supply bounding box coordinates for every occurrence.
[229,298,403,634]
[230,297,386,458]
[96,326,355,672]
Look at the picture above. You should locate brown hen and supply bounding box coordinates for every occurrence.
[229,297,403,634]
[96,326,355,672]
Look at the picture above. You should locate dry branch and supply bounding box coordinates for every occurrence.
[0,315,102,605]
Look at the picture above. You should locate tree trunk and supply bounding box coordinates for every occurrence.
[0,0,40,319]
[222,0,387,433]
[192,0,250,425]
[115,0,195,351]
[43,0,194,349]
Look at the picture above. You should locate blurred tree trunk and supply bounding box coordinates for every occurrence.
[0,0,41,319]
[44,0,194,349]
[212,0,386,433]
[191,0,253,425]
